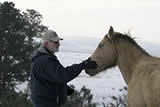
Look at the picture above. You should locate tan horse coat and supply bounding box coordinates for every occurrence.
[117,41,160,107]
[85,26,160,107]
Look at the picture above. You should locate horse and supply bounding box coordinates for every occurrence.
[85,26,160,107]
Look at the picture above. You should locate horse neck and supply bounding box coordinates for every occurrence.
[116,40,149,84]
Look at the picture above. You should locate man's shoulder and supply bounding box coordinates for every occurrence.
[38,53,58,61]
[32,51,58,63]
[44,54,58,61]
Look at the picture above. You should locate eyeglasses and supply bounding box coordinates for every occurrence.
[49,40,59,44]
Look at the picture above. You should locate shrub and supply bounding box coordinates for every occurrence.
[62,85,97,107]
[0,89,32,107]
[101,86,128,107]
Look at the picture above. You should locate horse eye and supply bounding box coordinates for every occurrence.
[98,44,104,48]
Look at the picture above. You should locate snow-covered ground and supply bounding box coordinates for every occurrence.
[56,51,127,103]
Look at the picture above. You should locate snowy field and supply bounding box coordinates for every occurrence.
[56,51,127,104]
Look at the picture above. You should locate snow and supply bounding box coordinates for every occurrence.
[56,51,127,103]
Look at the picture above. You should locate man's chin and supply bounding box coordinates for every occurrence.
[54,48,59,53]
[55,50,59,53]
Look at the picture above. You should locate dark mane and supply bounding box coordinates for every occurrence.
[112,32,150,56]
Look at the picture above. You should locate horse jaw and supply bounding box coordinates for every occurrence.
[85,69,97,76]
[85,64,109,76]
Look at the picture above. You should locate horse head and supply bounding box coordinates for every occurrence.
[85,26,118,76]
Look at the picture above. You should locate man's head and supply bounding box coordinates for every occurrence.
[42,30,63,53]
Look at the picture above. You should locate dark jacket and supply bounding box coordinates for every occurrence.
[30,46,84,105]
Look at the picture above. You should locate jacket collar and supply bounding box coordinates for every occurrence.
[31,45,57,62]
[38,45,55,56]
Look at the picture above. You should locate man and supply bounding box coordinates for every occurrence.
[30,30,97,107]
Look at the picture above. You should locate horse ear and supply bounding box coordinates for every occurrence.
[109,26,114,36]
[106,26,114,39]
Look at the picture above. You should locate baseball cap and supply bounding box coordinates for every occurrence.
[42,30,63,42]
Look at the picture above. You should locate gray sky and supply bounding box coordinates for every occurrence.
[2,0,160,43]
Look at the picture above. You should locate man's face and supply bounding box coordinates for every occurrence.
[47,40,60,53]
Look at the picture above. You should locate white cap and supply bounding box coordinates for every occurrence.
[42,30,63,42]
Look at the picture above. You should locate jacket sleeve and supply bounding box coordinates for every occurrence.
[39,56,84,84]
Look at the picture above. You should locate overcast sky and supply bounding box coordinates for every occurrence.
[2,0,160,43]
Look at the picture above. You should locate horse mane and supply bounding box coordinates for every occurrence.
[111,32,150,56]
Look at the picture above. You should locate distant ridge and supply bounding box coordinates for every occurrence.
[60,36,160,57]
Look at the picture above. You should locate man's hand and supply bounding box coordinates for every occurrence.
[82,58,97,69]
